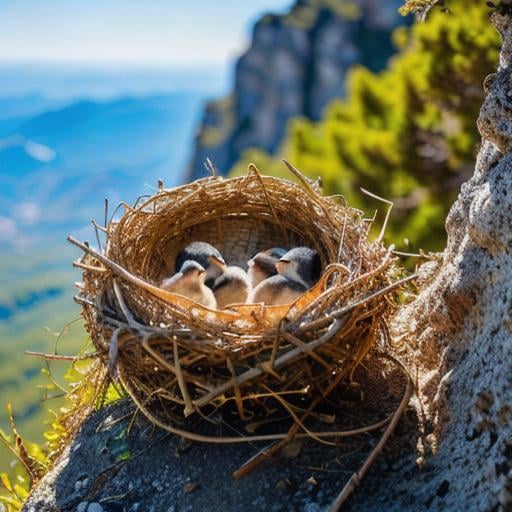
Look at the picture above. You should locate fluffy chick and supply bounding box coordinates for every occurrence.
[247,247,287,288]
[160,260,217,308]
[175,241,226,287]
[208,255,250,308]
[247,247,321,306]
[275,247,321,289]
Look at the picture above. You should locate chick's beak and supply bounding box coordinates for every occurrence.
[275,259,290,274]
[207,255,227,270]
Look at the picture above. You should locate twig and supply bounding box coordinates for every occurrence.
[261,384,335,447]
[330,355,413,511]
[73,261,106,272]
[113,280,138,328]
[248,163,290,246]
[104,198,109,229]
[295,273,416,335]
[74,295,96,308]
[120,371,396,445]
[173,340,196,417]
[281,332,332,371]
[233,432,298,480]
[25,351,99,361]
[282,159,337,232]
[360,187,394,243]
[140,336,213,391]
[227,356,249,420]
[193,314,350,409]
[204,157,218,177]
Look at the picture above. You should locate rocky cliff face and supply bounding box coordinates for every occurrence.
[353,11,512,510]
[187,0,406,180]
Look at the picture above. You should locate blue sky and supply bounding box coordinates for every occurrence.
[0,0,291,67]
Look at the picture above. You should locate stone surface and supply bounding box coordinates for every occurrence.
[350,11,512,512]
[187,0,406,181]
[21,362,413,512]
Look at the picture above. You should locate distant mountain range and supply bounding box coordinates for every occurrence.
[0,92,208,249]
[0,63,226,101]
[0,83,218,460]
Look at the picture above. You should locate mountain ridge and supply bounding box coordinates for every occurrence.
[0,92,212,256]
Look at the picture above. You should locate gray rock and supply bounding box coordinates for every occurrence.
[350,11,512,512]
[86,504,103,512]
[21,364,409,512]
[187,0,406,181]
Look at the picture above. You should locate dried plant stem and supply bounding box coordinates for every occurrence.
[248,163,290,246]
[282,159,337,232]
[233,392,325,479]
[121,371,397,445]
[330,355,413,511]
[73,261,107,272]
[25,351,100,361]
[193,314,350,408]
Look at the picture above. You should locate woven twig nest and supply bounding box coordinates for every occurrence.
[70,163,407,445]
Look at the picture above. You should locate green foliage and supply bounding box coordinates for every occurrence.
[400,0,444,17]
[402,0,512,18]
[231,0,500,252]
[0,342,115,512]
[0,403,48,512]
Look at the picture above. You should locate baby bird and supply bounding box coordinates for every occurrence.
[160,260,217,308]
[208,255,251,308]
[248,247,321,306]
[247,247,287,288]
[175,241,226,288]
[275,247,321,289]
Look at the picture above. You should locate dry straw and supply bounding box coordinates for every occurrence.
[68,161,413,504]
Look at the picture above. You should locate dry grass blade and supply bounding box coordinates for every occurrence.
[330,354,413,511]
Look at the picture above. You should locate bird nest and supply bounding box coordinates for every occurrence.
[69,163,412,469]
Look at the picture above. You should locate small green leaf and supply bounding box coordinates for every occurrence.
[0,474,12,493]
[116,449,131,462]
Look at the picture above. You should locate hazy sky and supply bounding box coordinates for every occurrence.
[0,0,291,67]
